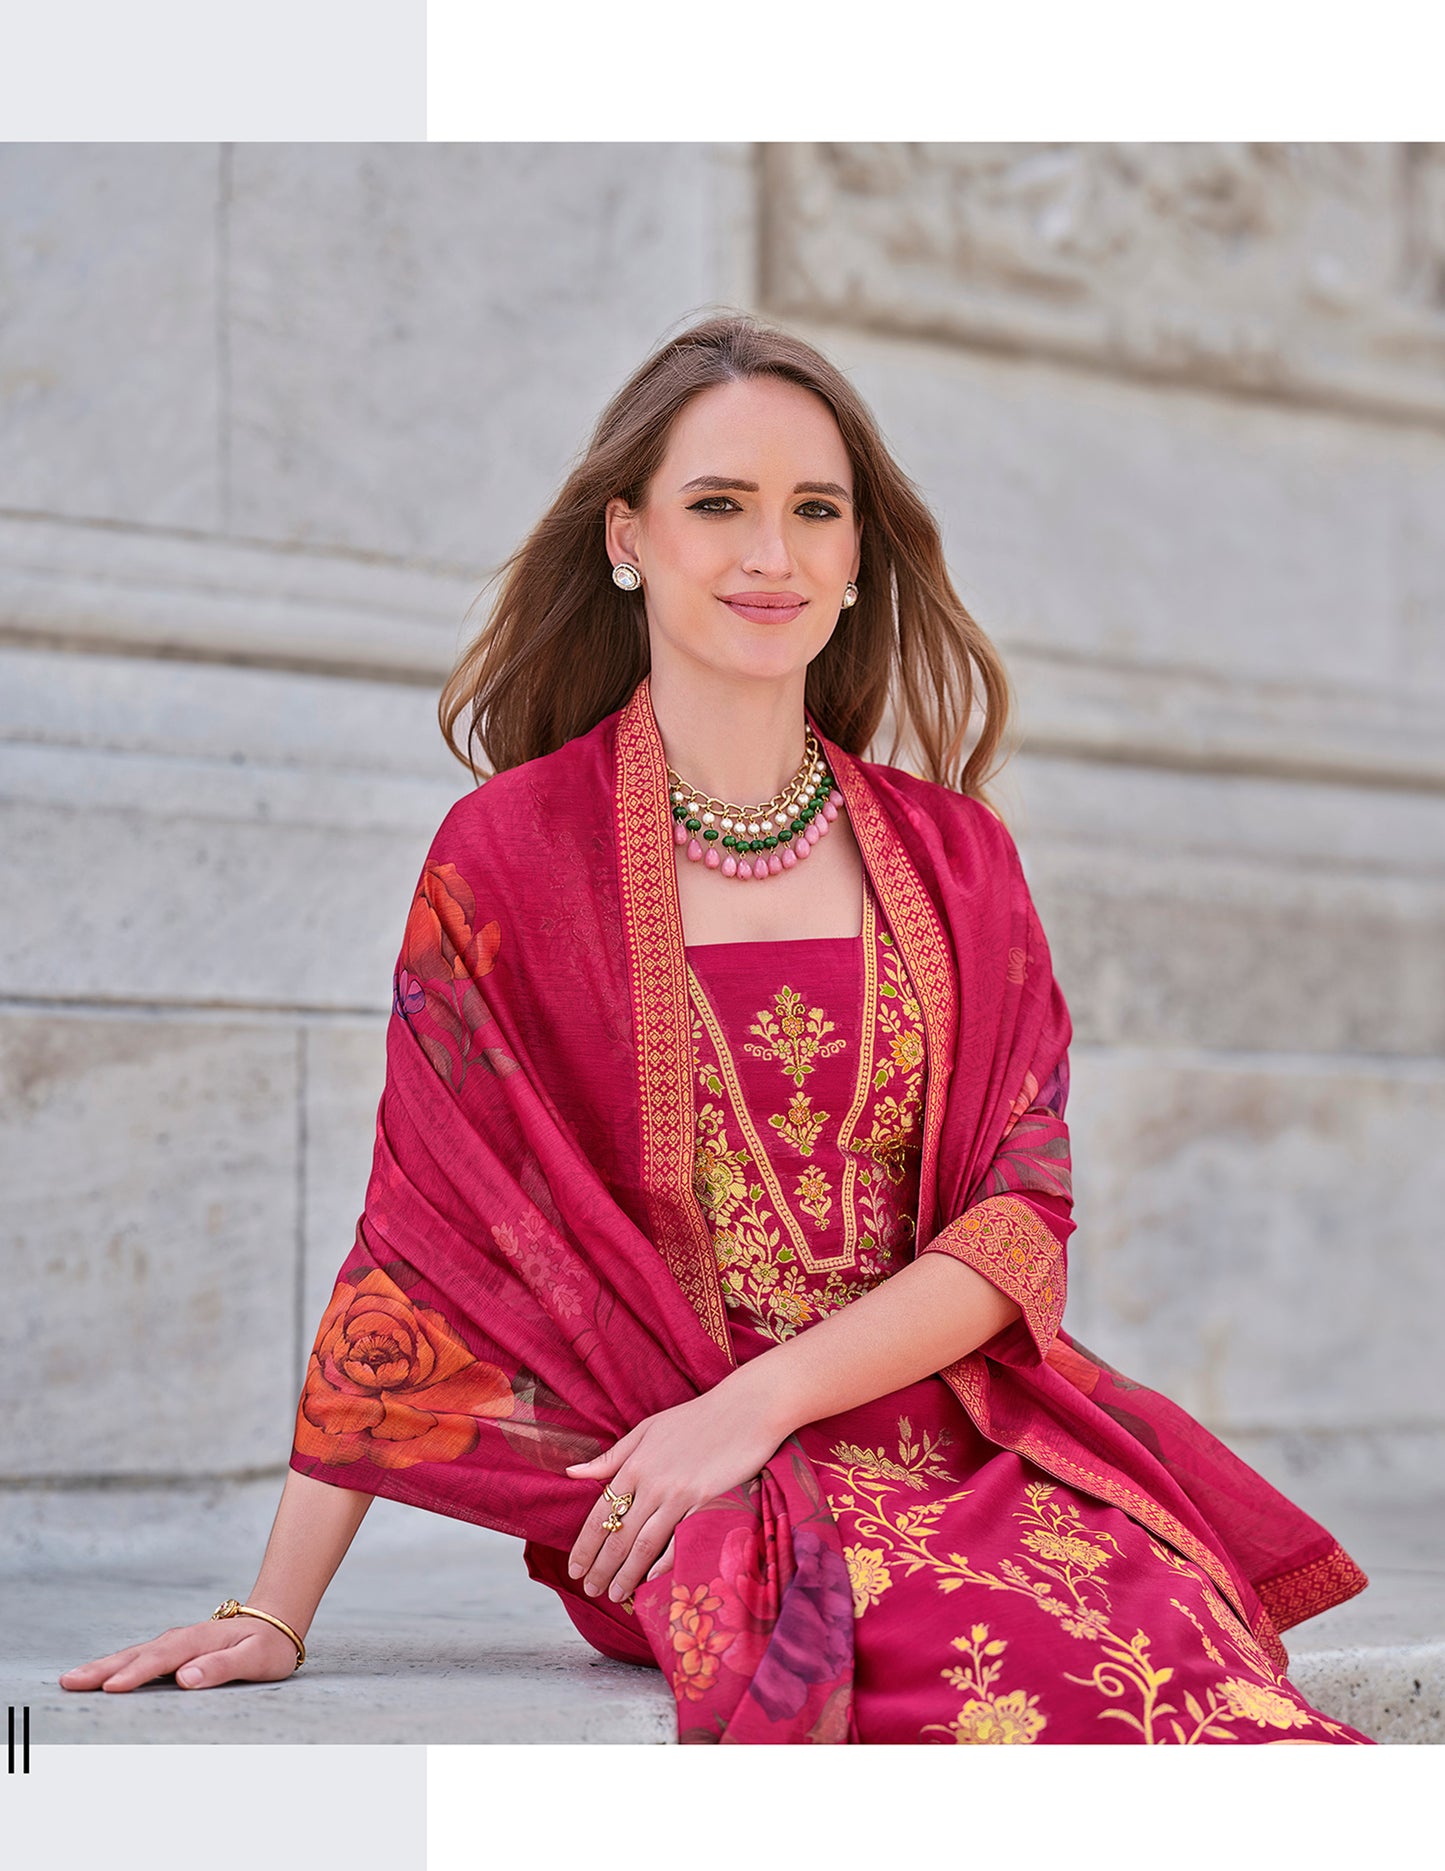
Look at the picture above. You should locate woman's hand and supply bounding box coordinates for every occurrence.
[564,1383,788,1606]
[58,1616,299,1693]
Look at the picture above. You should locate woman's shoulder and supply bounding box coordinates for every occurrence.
[424,710,619,864]
[851,751,1017,854]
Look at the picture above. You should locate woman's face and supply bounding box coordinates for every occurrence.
[606,375,862,687]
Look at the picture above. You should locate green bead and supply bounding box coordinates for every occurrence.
[685,816,701,832]
[764,836,778,849]
[702,826,719,841]
[672,805,687,821]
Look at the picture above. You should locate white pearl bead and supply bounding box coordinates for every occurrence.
[702,811,715,825]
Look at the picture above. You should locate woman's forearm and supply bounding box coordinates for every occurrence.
[719,1253,1020,1442]
[243,1468,374,1640]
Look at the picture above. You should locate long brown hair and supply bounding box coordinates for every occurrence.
[438,312,1015,801]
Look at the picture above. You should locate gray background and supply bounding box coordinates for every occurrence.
[3,143,1442,1591]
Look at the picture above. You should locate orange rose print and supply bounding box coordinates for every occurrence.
[404,863,500,986]
[394,862,512,1088]
[667,1580,735,1702]
[294,1266,514,1470]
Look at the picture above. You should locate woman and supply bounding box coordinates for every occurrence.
[61,314,1371,1744]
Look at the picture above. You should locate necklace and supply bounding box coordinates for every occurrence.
[668,726,846,881]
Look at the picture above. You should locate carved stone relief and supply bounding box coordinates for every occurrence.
[763,143,1445,421]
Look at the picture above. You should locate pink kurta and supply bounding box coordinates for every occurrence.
[683,881,1369,1745]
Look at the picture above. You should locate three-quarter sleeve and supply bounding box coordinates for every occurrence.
[915,1045,1074,1361]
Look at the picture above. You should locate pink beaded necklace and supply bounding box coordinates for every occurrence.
[667,727,846,882]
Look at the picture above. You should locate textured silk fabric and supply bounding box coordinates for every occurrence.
[684,900,1371,1743]
[287,673,1369,1743]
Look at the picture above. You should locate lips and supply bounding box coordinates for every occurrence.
[719,594,808,624]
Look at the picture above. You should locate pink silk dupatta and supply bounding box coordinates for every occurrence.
[288,674,1365,1742]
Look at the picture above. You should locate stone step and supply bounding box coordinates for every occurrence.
[6,1482,1440,1745]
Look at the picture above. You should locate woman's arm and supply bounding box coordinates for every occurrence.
[726,1248,1018,1437]
[565,1252,1018,1604]
[59,1469,373,1693]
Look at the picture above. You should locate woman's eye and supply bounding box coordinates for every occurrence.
[688,496,841,518]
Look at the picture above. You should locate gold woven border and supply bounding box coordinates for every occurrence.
[1256,1543,1369,1634]
[811,721,958,1248]
[918,1193,1065,1349]
[1252,1609,1290,1678]
[614,677,732,1357]
[940,1353,1254,1630]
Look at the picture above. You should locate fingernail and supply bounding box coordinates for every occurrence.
[583,1582,598,1596]
[567,1564,580,1578]
[178,1667,201,1686]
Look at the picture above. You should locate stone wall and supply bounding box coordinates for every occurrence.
[0,143,756,1523]
[759,143,1445,1497]
[3,143,1440,1549]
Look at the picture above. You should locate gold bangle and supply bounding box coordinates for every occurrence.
[210,1598,306,1671]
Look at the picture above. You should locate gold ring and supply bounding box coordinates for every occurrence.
[600,1483,634,1533]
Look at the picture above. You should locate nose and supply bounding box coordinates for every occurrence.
[740,513,794,581]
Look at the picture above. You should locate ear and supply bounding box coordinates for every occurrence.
[605,495,642,571]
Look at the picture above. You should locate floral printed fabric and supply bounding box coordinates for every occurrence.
[684,894,1372,1744]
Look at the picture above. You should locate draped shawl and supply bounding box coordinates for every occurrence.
[288,674,1366,1743]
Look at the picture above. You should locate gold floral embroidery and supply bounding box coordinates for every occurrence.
[694,1083,891,1344]
[941,1354,1262,1645]
[872,926,924,1086]
[692,1101,750,1217]
[744,986,847,1085]
[1217,1679,1314,1730]
[845,1546,893,1618]
[848,1093,922,1186]
[795,1163,834,1230]
[829,1416,959,1493]
[687,892,915,1283]
[856,1163,916,1258]
[889,1028,924,1074]
[1171,1597,1226,1668]
[769,1090,828,1156]
[819,1425,1360,1746]
[924,1625,1047,1744]
[1146,1537,1280,1680]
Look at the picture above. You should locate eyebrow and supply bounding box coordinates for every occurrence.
[678,474,853,503]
